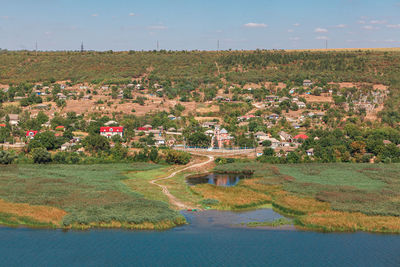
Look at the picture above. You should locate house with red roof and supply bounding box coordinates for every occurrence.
[26,131,38,139]
[294,134,309,141]
[100,127,123,138]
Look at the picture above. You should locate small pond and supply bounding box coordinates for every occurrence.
[186,173,251,187]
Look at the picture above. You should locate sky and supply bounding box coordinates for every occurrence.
[0,0,400,51]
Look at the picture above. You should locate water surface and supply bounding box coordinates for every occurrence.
[186,173,250,186]
[1,209,400,267]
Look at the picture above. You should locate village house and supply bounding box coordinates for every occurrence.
[291,123,301,129]
[265,95,279,102]
[306,148,314,156]
[255,131,269,142]
[100,127,124,138]
[34,104,50,110]
[237,115,256,121]
[168,114,176,120]
[266,137,280,148]
[278,131,292,142]
[214,96,231,102]
[7,114,19,126]
[268,113,280,120]
[26,130,38,139]
[104,120,119,126]
[279,97,290,103]
[383,140,392,145]
[202,121,218,128]
[61,142,76,151]
[303,80,313,87]
[296,101,306,109]
[294,134,309,142]
[154,136,166,146]
[57,93,67,100]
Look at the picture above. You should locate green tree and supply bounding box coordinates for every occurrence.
[165,150,191,165]
[0,150,15,164]
[83,134,110,153]
[187,132,210,147]
[32,147,52,164]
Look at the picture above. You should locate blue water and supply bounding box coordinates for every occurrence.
[186,173,250,186]
[1,209,400,267]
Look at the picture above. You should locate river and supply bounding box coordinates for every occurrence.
[1,209,399,267]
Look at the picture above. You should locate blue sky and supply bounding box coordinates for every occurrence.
[1,0,400,51]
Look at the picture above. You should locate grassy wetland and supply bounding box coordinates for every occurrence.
[1,160,400,233]
[189,162,400,233]
[0,163,185,230]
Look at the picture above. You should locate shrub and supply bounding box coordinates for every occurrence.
[0,150,15,164]
[32,148,52,164]
[165,150,191,165]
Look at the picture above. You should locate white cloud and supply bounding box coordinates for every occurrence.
[384,39,396,43]
[0,16,9,20]
[316,36,329,40]
[91,14,99,17]
[129,12,135,16]
[287,29,294,33]
[387,24,400,29]
[335,24,347,28]
[293,23,300,27]
[358,20,366,24]
[314,27,328,33]
[244,23,268,28]
[363,25,379,30]
[148,25,168,30]
[370,20,387,24]
[289,37,300,41]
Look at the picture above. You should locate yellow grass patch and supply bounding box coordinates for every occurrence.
[299,211,400,233]
[0,199,67,225]
[192,184,271,208]
[240,178,282,193]
[196,105,219,114]
[273,195,330,214]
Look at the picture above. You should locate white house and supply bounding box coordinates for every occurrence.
[100,127,124,138]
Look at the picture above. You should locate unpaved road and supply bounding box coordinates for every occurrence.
[150,154,214,210]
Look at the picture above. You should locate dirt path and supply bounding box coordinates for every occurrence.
[150,154,214,210]
[215,61,221,76]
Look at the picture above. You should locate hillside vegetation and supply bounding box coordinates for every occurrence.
[1,50,399,86]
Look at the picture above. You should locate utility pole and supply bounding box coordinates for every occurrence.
[326,40,328,50]
[35,41,38,56]
[81,41,84,53]
[157,40,159,50]
[217,40,220,51]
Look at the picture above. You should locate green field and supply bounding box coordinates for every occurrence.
[278,164,387,190]
[0,163,184,228]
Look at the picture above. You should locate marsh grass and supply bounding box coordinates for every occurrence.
[0,163,184,228]
[0,212,56,228]
[209,162,400,233]
[191,184,271,209]
[297,211,400,233]
[246,218,292,228]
